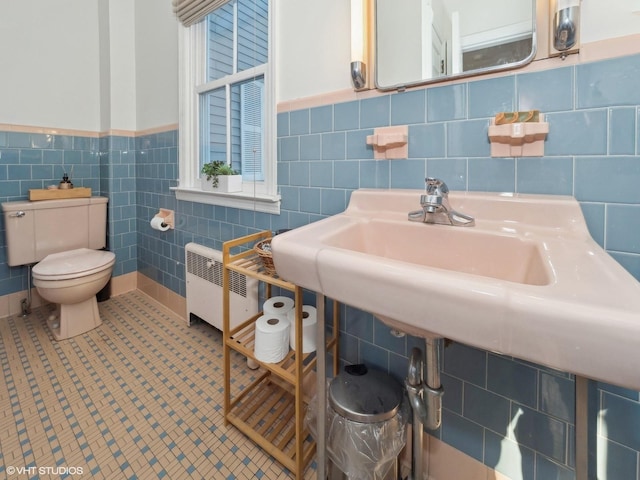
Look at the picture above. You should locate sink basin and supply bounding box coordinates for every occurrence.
[323,220,550,286]
[271,189,640,390]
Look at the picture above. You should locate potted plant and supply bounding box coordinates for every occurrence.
[201,160,242,193]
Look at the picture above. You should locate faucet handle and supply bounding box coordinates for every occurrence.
[425,177,449,196]
[411,177,474,226]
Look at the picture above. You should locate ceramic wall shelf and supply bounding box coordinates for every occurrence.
[488,113,549,157]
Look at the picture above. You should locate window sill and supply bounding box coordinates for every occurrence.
[172,187,281,214]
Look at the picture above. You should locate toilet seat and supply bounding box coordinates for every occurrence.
[33,248,116,281]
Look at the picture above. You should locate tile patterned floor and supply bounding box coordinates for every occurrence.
[0,291,313,479]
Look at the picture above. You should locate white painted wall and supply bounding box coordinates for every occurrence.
[276,0,351,102]
[0,0,639,132]
[0,0,102,131]
[109,0,137,131]
[0,0,175,133]
[98,0,112,131]
[134,0,178,131]
[581,1,640,44]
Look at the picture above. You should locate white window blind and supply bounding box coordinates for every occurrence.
[240,81,264,181]
[173,0,230,27]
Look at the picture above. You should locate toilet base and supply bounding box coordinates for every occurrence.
[46,296,102,341]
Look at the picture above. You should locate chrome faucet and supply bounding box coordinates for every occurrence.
[408,177,475,226]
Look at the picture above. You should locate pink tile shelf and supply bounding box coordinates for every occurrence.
[488,114,549,157]
[366,125,408,159]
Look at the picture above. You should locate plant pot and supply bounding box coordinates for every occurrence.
[201,175,242,193]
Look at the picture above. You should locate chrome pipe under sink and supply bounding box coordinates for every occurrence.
[406,338,443,480]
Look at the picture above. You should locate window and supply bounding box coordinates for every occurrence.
[175,0,279,213]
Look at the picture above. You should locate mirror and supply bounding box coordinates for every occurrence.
[375,0,537,90]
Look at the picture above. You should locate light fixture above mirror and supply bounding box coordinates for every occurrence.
[551,0,580,56]
[350,0,369,90]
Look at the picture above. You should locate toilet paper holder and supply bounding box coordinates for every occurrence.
[155,209,174,229]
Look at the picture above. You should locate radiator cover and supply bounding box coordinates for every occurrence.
[185,242,258,330]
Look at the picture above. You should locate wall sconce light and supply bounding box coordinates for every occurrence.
[550,0,580,58]
[350,0,368,90]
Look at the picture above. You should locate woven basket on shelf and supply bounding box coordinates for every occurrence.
[254,238,277,275]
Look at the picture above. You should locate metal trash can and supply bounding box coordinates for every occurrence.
[324,364,408,480]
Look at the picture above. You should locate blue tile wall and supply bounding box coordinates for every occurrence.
[0,132,139,293]
[136,131,183,295]
[391,90,426,125]
[576,54,640,109]
[427,83,467,122]
[105,135,138,278]
[517,66,574,113]
[468,76,515,119]
[1,52,640,480]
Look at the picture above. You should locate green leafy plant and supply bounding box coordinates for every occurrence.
[201,161,239,188]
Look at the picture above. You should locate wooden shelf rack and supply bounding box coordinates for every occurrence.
[222,230,339,479]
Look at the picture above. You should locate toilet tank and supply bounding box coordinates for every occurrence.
[1,197,108,267]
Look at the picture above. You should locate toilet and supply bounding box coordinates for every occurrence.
[2,197,115,340]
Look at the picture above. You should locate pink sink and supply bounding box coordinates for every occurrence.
[271,189,640,390]
[323,219,550,286]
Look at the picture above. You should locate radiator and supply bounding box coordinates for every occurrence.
[185,242,258,331]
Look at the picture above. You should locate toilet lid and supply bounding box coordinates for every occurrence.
[33,248,115,280]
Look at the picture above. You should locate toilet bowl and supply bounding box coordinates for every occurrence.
[2,196,114,340]
[33,248,116,340]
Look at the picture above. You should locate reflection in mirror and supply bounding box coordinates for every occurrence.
[375,0,536,90]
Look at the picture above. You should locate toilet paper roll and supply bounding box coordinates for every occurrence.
[263,296,294,316]
[287,305,318,353]
[254,314,291,363]
[150,215,170,232]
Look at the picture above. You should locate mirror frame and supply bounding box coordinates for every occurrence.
[373,0,538,91]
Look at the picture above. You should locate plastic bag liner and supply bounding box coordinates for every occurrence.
[306,381,409,480]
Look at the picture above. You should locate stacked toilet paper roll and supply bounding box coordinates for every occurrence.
[287,305,318,353]
[263,296,295,316]
[252,297,295,364]
[254,314,291,363]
